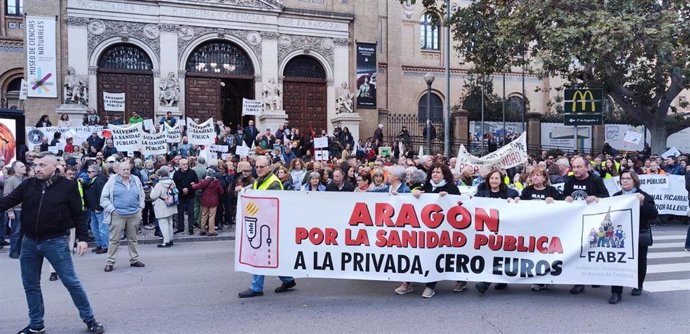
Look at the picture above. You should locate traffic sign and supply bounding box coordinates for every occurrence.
[564,114,602,126]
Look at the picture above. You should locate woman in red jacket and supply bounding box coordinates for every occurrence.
[191,168,225,236]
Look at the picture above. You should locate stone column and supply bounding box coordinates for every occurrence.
[159,24,179,119]
[526,112,542,156]
[332,113,363,144]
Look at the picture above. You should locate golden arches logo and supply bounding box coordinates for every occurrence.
[572,90,595,112]
[245,202,259,216]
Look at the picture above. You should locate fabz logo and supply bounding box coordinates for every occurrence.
[579,207,636,263]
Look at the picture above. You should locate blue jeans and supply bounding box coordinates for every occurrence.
[20,236,95,330]
[90,210,108,249]
[0,213,6,243]
[177,197,194,232]
[9,209,22,255]
[685,224,690,249]
[251,275,294,293]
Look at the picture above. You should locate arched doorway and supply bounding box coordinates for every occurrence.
[283,55,327,133]
[185,40,254,127]
[97,43,154,121]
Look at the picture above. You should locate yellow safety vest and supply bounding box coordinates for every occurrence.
[77,179,85,210]
[253,174,283,190]
[513,181,525,191]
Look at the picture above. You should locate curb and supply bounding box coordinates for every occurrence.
[88,234,236,247]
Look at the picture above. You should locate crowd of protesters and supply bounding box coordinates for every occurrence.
[1,112,690,310]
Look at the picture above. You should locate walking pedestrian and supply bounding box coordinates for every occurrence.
[0,152,105,334]
[150,166,178,247]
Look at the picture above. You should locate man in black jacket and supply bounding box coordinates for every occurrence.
[0,152,104,334]
[173,158,198,234]
[325,169,355,192]
[564,156,610,296]
[85,164,109,254]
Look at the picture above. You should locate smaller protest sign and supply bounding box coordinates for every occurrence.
[103,92,125,112]
[314,137,328,149]
[242,98,263,116]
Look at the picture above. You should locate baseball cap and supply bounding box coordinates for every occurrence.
[106,156,117,163]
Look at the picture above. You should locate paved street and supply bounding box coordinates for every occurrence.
[1,224,688,334]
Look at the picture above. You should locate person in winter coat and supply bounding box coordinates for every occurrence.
[84,165,109,254]
[191,168,225,236]
[150,167,178,247]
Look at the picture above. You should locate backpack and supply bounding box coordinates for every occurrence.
[164,183,179,207]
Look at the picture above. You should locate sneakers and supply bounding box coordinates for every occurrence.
[95,248,108,254]
[608,293,622,304]
[86,319,105,334]
[17,326,45,334]
[394,283,414,295]
[130,261,146,268]
[475,282,490,295]
[531,284,553,291]
[570,284,585,294]
[157,243,172,248]
[631,288,643,296]
[143,224,155,230]
[275,280,296,293]
[452,281,468,292]
[421,287,435,298]
[238,288,264,298]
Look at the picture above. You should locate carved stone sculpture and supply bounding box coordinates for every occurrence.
[262,78,282,111]
[64,66,88,105]
[159,72,180,107]
[336,81,354,113]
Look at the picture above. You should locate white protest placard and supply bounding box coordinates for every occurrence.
[209,144,229,152]
[142,129,167,156]
[242,98,263,116]
[236,192,640,287]
[103,92,125,112]
[315,149,329,161]
[314,136,328,149]
[661,147,682,159]
[19,79,28,100]
[622,131,643,145]
[109,123,142,152]
[143,119,154,131]
[48,146,59,154]
[164,122,181,143]
[186,117,215,145]
[221,153,232,160]
[235,144,249,157]
[456,132,528,174]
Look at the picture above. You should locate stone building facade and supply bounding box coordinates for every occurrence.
[7,0,687,149]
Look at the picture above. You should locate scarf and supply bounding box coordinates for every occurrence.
[622,187,637,195]
[430,179,447,192]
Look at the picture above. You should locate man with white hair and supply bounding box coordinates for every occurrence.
[373,123,384,149]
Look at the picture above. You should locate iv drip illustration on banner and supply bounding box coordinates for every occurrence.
[239,200,279,268]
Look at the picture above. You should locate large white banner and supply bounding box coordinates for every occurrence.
[142,129,167,156]
[541,123,592,152]
[110,123,142,152]
[604,175,689,216]
[604,124,650,152]
[26,126,103,151]
[103,92,125,112]
[235,192,640,287]
[186,117,215,145]
[164,122,181,143]
[456,132,528,174]
[26,16,57,98]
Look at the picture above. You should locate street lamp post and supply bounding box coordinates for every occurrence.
[424,72,435,155]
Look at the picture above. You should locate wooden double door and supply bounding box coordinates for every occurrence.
[283,79,327,133]
[97,70,154,120]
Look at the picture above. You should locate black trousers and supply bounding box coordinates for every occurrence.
[611,241,648,293]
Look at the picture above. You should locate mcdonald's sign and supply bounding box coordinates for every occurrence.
[563,88,603,114]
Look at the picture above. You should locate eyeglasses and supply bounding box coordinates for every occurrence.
[620,177,633,181]
[256,165,268,169]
